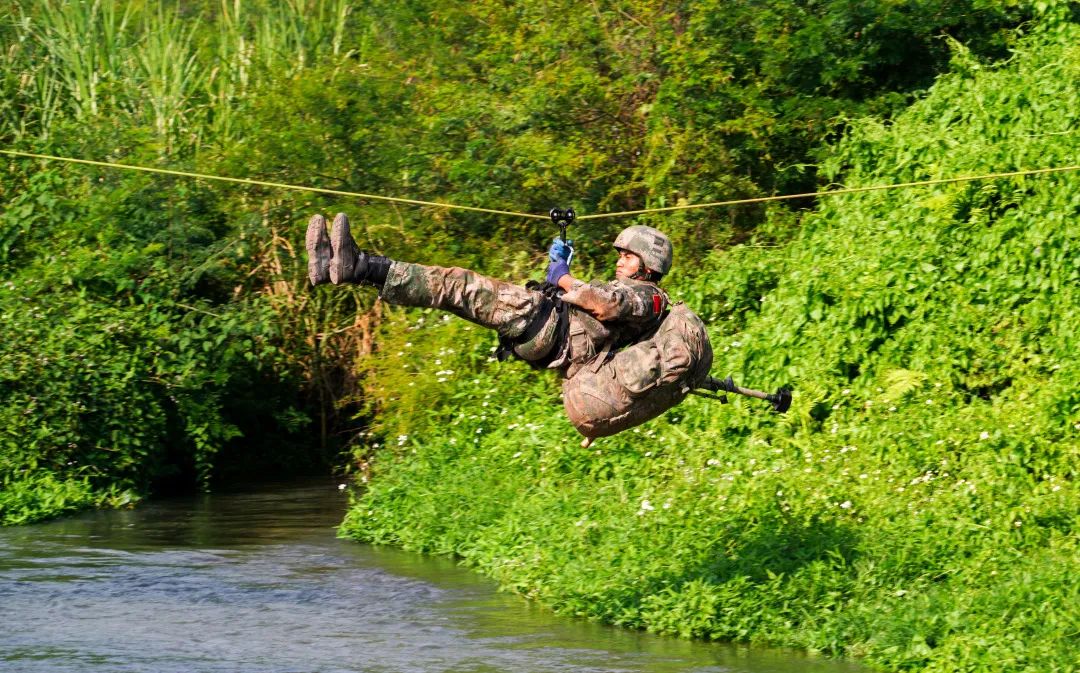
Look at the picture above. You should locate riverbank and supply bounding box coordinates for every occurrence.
[340,25,1080,673]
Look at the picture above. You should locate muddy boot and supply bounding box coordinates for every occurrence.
[306,213,332,285]
[329,212,368,285]
[328,213,394,286]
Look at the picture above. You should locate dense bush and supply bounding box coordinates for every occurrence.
[0,0,372,521]
[3,0,1037,523]
[0,152,311,523]
[340,21,1080,673]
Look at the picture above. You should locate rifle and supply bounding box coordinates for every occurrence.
[692,375,791,413]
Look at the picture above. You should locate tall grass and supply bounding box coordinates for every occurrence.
[26,0,137,120]
[136,7,202,149]
[1,0,354,150]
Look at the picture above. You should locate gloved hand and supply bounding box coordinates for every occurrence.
[546,238,573,285]
[548,238,574,264]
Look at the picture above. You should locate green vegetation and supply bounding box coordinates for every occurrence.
[1,0,362,521]
[2,1,1078,670]
[339,17,1080,673]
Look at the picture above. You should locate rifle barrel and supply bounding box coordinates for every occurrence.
[733,385,769,400]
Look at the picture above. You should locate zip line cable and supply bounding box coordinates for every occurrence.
[0,150,548,220]
[4,149,1080,222]
[576,164,1080,220]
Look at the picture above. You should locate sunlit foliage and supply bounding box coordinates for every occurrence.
[340,19,1080,673]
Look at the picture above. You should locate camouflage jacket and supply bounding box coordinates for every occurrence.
[551,277,669,377]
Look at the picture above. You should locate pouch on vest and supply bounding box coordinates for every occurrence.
[562,302,713,438]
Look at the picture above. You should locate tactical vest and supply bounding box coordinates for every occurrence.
[562,302,713,438]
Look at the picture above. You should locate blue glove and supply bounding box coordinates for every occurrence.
[546,238,573,285]
[546,259,570,285]
[548,238,574,264]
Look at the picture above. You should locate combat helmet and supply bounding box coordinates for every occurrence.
[613,225,673,277]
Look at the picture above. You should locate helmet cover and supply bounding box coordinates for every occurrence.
[613,225,673,276]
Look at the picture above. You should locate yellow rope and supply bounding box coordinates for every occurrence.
[4,148,1079,222]
[0,149,548,220]
[576,164,1080,220]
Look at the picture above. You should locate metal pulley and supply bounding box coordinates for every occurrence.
[549,207,576,243]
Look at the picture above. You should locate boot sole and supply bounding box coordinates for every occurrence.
[306,214,331,285]
[330,213,366,284]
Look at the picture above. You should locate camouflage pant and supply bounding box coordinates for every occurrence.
[379,261,558,361]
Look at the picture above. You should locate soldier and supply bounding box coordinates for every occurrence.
[307,213,709,443]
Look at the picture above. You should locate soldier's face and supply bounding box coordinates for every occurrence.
[615,250,645,280]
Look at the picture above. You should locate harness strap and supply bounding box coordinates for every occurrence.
[588,337,616,373]
[495,281,569,368]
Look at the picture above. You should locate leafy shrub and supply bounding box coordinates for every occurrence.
[340,22,1080,673]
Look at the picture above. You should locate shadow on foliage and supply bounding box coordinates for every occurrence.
[703,513,859,584]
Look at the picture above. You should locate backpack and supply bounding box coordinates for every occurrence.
[562,301,713,438]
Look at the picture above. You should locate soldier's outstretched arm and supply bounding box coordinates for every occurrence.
[559,279,667,323]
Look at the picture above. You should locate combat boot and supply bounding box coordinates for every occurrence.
[306,213,331,285]
[329,212,368,284]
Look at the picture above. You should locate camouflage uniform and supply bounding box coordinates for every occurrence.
[325,219,707,439]
[379,261,668,374]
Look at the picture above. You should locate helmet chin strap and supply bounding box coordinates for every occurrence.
[629,263,658,281]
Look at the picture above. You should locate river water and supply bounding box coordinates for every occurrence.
[0,481,866,673]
